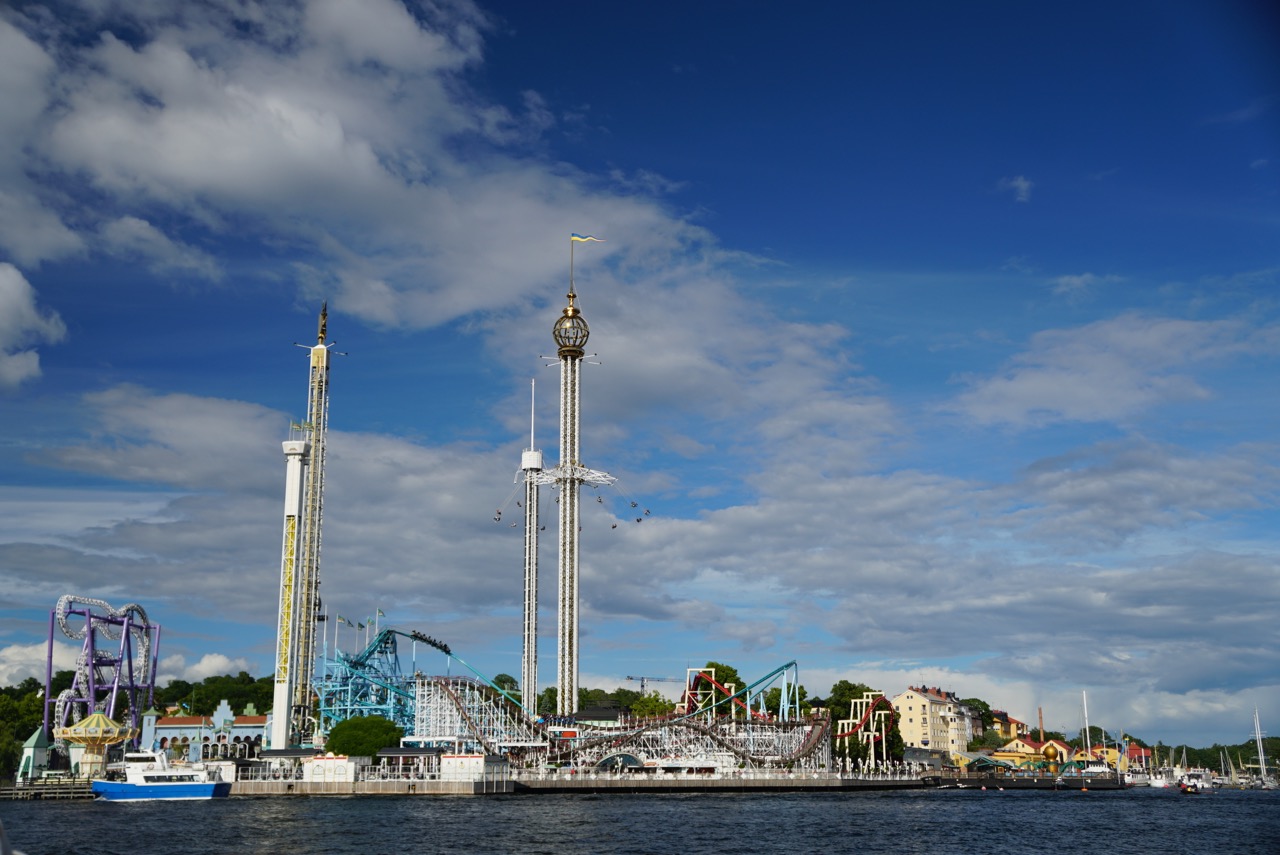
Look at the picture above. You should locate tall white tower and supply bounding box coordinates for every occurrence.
[520,380,542,716]
[271,304,332,747]
[549,244,614,716]
[270,437,307,749]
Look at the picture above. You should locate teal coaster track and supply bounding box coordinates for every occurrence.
[317,633,828,771]
[315,627,516,739]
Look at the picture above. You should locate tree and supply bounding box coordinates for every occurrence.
[492,673,519,702]
[0,686,46,782]
[960,697,995,731]
[827,680,876,722]
[579,687,611,710]
[628,691,676,718]
[700,661,745,716]
[324,715,403,757]
[536,687,557,716]
[613,688,642,711]
[826,681,885,765]
[763,685,810,716]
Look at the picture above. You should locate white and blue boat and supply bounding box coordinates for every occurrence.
[93,749,231,801]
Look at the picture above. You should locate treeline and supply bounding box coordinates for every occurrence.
[0,670,273,781]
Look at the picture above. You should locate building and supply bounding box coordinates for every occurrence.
[140,699,269,762]
[989,709,1028,742]
[991,736,1073,768]
[891,686,984,756]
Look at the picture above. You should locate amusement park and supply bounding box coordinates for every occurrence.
[11,245,909,797]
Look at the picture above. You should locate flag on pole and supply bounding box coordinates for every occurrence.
[357,623,365,631]
[377,609,385,617]
[570,233,604,242]
[336,615,346,624]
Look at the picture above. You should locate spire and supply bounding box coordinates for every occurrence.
[317,302,328,344]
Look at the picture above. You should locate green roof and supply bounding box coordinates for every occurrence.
[22,727,50,749]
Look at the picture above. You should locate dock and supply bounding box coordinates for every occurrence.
[0,780,94,800]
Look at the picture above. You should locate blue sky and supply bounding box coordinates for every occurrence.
[0,0,1277,747]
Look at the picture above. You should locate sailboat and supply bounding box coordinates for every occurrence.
[1252,708,1276,789]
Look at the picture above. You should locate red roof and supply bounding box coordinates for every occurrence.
[156,716,213,726]
[236,716,268,725]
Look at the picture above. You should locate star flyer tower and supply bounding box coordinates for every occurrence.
[271,304,333,748]
[519,380,542,715]
[549,234,614,715]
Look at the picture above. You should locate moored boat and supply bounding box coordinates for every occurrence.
[92,750,231,801]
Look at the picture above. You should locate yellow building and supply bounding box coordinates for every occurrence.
[891,686,983,755]
[991,736,1072,768]
[990,709,1028,742]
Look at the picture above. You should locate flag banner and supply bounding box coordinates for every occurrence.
[336,615,346,624]
[570,233,604,242]
[357,623,365,630]
[377,608,385,617]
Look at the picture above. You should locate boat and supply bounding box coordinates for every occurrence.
[92,749,231,801]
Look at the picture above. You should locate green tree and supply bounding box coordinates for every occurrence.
[579,687,610,710]
[492,673,520,703]
[324,715,403,757]
[0,686,46,782]
[968,729,1008,751]
[700,661,745,716]
[762,685,810,716]
[536,687,557,716]
[960,697,995,731]
[612,688,643,711]
[628,691,676,718]
[826,681,886,765]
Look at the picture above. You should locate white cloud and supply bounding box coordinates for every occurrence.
[158,652,253,683]
[949,312,1270,428]
[1051,272,1123,298]
[0,263,67,390]
[99,216,221,280]
[997,175,1034,202]
[0,639,77,687]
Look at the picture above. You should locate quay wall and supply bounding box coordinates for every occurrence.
[516,775,923,794]
[232,778,513,796]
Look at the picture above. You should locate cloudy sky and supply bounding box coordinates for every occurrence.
[1,0,1277,747]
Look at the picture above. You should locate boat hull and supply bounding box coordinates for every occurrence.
[92,780,232,801]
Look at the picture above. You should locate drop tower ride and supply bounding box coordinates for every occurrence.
[549,236,614,715]
[271,304,333,748]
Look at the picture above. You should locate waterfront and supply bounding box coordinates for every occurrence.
[3,787,1278,855]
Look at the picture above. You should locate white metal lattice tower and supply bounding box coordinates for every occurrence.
[272,304,333,746]
[520,380,542,716]
[548,245,613,716]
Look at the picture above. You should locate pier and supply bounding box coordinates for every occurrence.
[0,780,94,800]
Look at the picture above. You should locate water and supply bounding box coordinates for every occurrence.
[3,788,1278,855]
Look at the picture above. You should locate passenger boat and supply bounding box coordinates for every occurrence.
[92,749,231,801]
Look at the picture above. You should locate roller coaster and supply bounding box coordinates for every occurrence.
[316,627,906,774]
[43,595,161,746]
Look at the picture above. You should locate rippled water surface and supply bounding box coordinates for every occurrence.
[3,787,1279,854]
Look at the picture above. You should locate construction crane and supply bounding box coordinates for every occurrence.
[626,675,684,694]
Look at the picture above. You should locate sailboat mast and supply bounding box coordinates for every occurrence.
[1083,691,1092,756]
[1255,707,1269,780]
